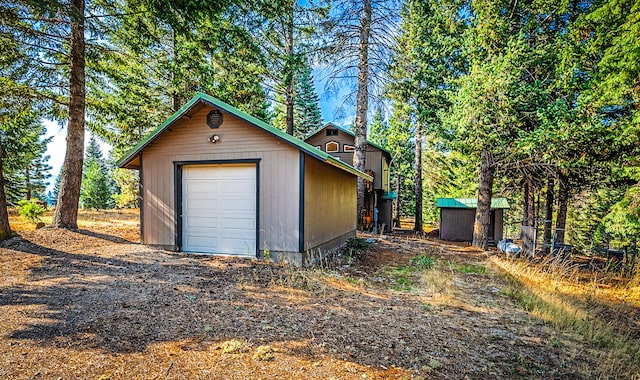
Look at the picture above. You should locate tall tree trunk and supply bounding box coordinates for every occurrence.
[285,15,295,136]
[354,0,371,226]
[522,176,535,255]
[555,172,569,244]
[52,0,85,229]
[0,136,12,240]
[542,177,554,255]
[472,148,495,250]
[414,122,423,232]
[25,166,31,200]
[394,172,401,228]
[170,27,180,112]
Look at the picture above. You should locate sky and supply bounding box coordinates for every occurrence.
[43,74,355,192]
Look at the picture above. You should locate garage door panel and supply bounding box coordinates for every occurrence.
[221,227,256,238]
[223,200,255,211]
[186,226,221,236]
[186,205,222,216]
[223,218,255,229]
[187,236,219,247]
[182,164,257,256]
[219,238,255,250]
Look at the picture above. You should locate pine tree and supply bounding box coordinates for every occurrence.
[52,168,62,207]
[84,135,104,169]
[80,135,112,210]
[0,109,52,205]
[80,160,112,211]
[368,108,388,147]
[246,0,327,135]
[322,0,401,225]
[294,61,323,138]
[388,0,460,232]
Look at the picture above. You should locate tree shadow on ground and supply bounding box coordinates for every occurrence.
[0,233,596,378]
[75,228,134,244]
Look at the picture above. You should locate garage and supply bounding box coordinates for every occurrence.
[180,163,257,256]
[116,92,370,266]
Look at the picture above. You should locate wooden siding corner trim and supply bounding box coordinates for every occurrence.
[139,153,144,244]
[299,152,305,253]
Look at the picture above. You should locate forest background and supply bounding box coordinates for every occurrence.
[0,0,638,254]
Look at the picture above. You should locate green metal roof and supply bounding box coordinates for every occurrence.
[435,197,510,209]
[116,93,372,181]
[305,122,392,157]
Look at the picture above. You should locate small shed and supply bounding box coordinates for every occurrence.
[436,198,509,243]
[117,93,371,266]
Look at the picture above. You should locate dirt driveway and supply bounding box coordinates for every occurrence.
[0,224,616,379]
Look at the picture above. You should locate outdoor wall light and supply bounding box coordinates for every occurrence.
[208,134,220,143]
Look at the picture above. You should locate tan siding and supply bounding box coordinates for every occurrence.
[141,106,300,252]
[304,155,357,249]
[381,157,390,192]
[305,128,384,189]
[305,129,355,151]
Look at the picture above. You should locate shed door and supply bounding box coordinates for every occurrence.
[182,164,257,256]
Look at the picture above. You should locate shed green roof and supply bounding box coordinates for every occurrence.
[116,93,372,181]
[436,198,510,209]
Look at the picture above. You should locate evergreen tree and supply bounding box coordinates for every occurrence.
[92,1,269,154]
[0,109,52,205]
[368,108,388,147]
[51,168,62,207]
[294,61,323,138]
[322,0,402,226]
[80,160,112,211]
[388,0,461,232]
[247,0,327,135]
[80,135,112,210]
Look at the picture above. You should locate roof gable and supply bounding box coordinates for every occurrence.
[116,93,371,180]
[436,198,510,209]
[305,123,392,159]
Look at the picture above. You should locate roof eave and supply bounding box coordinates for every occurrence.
[116,95,204,168]
[116,93,371,180]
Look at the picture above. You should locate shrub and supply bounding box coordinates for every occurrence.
[253,345,275,361]
[221,339,248,354]
[345,237,370,252]
[17,199,46,223]
[411,255,436,269]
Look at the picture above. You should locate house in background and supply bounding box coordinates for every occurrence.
[304,123,394,232]
[436,197,510,244]
[117,93,371,266]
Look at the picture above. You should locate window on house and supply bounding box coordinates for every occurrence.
[326,141,339,153]
[343,145,355,152]
[326,129,339,136]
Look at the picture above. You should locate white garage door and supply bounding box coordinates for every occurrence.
[182,164,257,256]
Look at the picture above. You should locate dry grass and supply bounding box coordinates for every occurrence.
[489,255,640,378]
[9,208,140,242]
[2,212,639,378]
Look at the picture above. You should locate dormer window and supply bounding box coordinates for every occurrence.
[343,145,355,152]
[326,141,339,153]
[326,129,339,136]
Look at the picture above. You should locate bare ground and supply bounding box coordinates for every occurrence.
[0,213,635,379]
